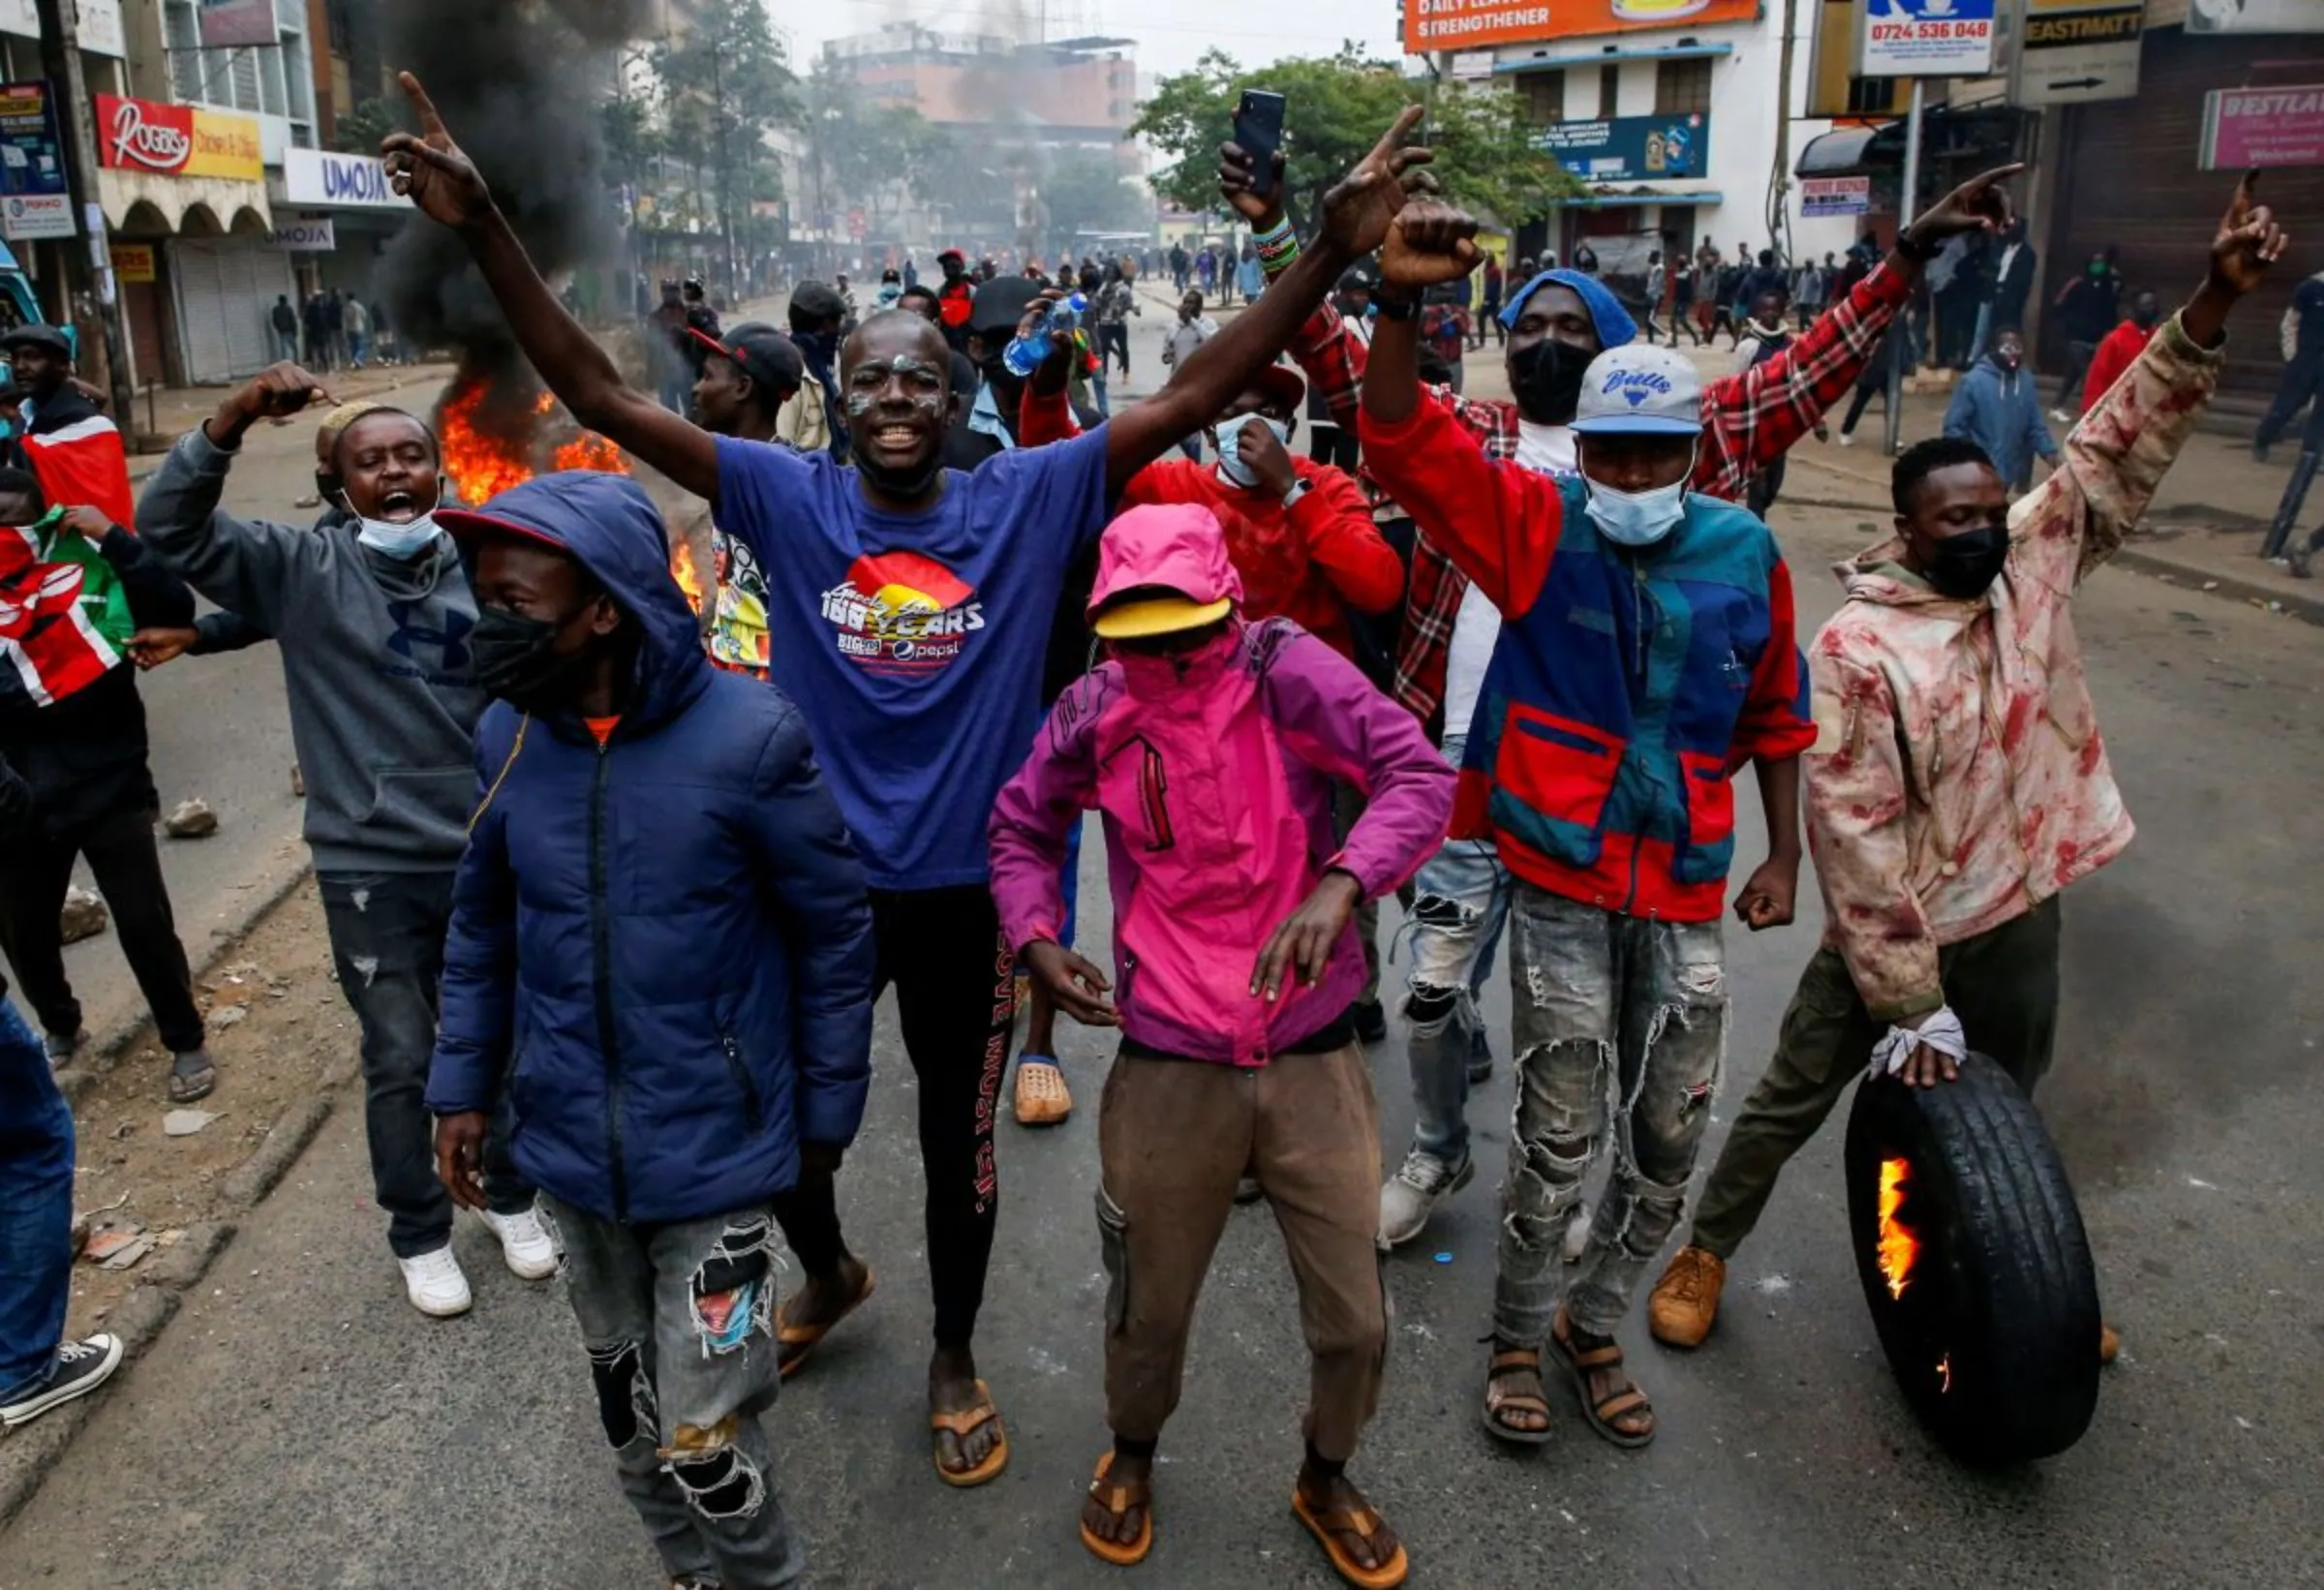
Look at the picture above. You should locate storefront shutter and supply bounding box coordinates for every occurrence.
[170,239,290,383]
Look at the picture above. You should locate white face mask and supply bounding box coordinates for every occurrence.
[1212,412,1289,489]
[1581,443,1697,547]
[354,505,442,560]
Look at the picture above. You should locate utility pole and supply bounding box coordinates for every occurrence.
[712,38,735,298]
[34,0,136,425]
[1882,78,1926,459]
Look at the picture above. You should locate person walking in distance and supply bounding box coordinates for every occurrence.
[386,71,1442,1485]
[270,293,299,363]
[430,471,873,1590]
[1648,177,2285,1364]
[138,367,552,1318]
[1944,328,2058,494]
[991,503,1451,1585]
[2253,262,2324,462]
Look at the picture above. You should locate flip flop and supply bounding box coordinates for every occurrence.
[1291,1484,1409,1590]
[168,1053,216,1104]
[931,1377,1009,1488]
[1551,1309,1655,1449]
[1080,1451,1154,1567]
[775,1266,875,1381]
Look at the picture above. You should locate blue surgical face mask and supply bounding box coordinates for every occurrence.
[355,504,443,560]
[1212,412,1289,489]
[1582,445,1697,547]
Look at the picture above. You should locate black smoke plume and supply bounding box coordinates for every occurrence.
[377,0,653,441]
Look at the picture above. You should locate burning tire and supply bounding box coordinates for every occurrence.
[1843,1055,2101,1465]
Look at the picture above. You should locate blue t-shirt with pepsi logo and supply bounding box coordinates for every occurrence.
[715,429,1111,889]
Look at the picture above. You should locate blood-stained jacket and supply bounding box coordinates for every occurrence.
[1803,312,2222,1020]
[989,503,1452,1066]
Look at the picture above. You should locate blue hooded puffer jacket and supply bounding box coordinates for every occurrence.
[424,471,875,1225]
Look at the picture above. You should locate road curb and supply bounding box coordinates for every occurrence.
[62,856,315,1079]
[0,893,354,1533]
[2108,547,2324,626]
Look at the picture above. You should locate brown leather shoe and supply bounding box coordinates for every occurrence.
[1647,1245,1727,1349]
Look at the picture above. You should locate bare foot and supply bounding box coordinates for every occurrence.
[1082,1448,1153,1548]
[775,1253,871,1374]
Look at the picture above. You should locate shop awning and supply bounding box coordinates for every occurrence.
[1559,184,1725,209]
[1796,126,1882,178]
[1495,41,1733,76]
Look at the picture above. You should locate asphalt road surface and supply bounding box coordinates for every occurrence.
[6,312,2320,1589]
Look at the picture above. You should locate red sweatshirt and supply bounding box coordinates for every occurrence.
[1020,386,1402,658]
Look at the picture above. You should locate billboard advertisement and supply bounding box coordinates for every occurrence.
[1405,0,1760,54]
[2189,0,2324,33]
[1536,110,1709,181]
[2201,83,2324,170]
[1854,0,1999,78]
[94,94,263,183]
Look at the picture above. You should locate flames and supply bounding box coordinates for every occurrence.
[1876,1155,1920,1301]
[672,540,704,615]
[438,378,632,505]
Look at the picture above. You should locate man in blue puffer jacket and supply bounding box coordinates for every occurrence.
[423,470,874,1590]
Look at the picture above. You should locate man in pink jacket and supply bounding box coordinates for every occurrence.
[1648,177,2288,1357]
[989,502,1451,1588]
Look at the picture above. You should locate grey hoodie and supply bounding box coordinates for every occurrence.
[137,427,484,874]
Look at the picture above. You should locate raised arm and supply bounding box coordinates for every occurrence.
[2015,174,2278,591]
[1103,107,1433,497]
[135,364,334,627]
[1697,165,2022,498]
[382,74,718,502]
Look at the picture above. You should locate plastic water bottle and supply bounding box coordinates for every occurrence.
[1002,292,1088,379]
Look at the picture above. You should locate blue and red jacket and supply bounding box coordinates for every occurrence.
[1362,388,1814,923]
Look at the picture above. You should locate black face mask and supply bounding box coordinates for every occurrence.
[472,604,590,712]
[1924,524,2010,599]
[1508,338,1592,425]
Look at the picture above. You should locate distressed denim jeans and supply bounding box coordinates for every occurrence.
[318,871,529,1257]
[1399,814,1514,1168]
[0,996,74,1401]
[542,1195,807,1590]
[1494,884,1727,1343]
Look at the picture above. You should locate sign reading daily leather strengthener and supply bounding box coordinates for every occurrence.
[1404,0,1762,53]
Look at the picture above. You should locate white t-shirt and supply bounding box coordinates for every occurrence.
[1443,418,1575,738]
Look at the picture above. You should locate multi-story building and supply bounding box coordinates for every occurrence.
[1413,0,1862,274]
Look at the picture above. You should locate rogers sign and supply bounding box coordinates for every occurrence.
[94,94,262,182]
[103,95,193,174]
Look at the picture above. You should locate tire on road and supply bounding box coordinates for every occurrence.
[1843,1054,2101,1466]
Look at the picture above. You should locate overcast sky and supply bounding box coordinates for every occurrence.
[781,0,1407,80]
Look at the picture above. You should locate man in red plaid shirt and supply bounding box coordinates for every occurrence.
[1217,140,2026,1255]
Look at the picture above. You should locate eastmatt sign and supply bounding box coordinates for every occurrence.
[93,94,262,183]
[279,148,411,209]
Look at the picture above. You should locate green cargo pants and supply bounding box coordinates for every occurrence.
[1688,897,2061,1260]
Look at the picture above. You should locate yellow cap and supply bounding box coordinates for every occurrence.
[1091,594,1234,641]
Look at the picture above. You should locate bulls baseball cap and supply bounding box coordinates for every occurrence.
[688,321,804,395]
[1571,344,1703,437]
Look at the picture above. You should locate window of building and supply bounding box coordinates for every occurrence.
[1655,56,1713,116]
[1597,63,1620,119]
[161,0,316,143]
[1519,71,1563,126]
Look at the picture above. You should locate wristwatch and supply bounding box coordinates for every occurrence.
[1374,290,1421,322]
[1281,478,1313,509]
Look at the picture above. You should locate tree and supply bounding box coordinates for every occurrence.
[651,0,799,284]
[1130,46,1579,230]
[1039,149,1152,241]
[330,98,394,156]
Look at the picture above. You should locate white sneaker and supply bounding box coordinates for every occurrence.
[399,1245,474,1318]
[1837,432,1856,447]
[482,1205,560,1280]
[2049,408,2073,424]
[1377,1148,1475,1249]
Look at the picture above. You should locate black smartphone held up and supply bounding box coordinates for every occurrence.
[1234,89,1287,200]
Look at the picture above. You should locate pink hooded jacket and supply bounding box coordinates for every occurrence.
[989,504,1453,1066]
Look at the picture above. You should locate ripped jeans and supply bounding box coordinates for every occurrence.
[543,1195,807,1590]
[1495,885,1727,1344]
[1400,827,1513,1167]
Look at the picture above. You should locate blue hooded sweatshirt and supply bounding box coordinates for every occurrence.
[424,471,875,1225]
[1500,266,1639,347]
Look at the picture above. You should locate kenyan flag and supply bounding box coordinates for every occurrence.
[0,505,133,710]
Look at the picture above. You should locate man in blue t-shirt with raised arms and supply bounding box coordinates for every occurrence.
[387,72,1433,1492]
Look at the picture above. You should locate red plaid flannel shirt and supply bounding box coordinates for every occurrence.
[1284,260,1911,722]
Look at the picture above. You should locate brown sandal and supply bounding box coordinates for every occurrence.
[774,1266,874,1381]
[1480,1345,1554,1446]
[1292,1482,1409,1590]
[1080,1451,1154,1566]
[930,1378,1009,1487]
[1551,1308,1655,1448]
